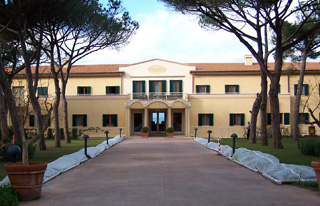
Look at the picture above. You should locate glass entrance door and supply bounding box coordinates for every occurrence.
[150,111,166,134]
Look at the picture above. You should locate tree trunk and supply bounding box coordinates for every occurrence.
[269,77,283,149]
[0,66,23,142]
[293,51,307,140]
[52,71,61,147]
[249,93,262,143]
[62,90,71,143]
[260,72,268,146]
[0,87,9,140]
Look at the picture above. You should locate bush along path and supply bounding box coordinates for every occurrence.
[0,135,125,187]
[194,137,317,185]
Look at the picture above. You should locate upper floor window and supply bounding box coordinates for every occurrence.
[198,114,214,126]
[13,87,25,104]
[132,81,145,94]
[38,87,48,97]
[149,80,166,94]
[225,85,239,94]
[77,86,91,96]
[196,85,210,94]
[72,114,87,127]
[102,114,118,127]
[294,84,309,96]
[29,115,35,127]
[170,80,182,93]
[229,113,245,126]
[299,113,309,124]
[106,86,120,95]
[267,113,290,125]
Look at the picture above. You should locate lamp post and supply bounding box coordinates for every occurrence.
[119,128,122,137]
[207,130,212,143]
[104,130,109,145]
[231,133,238,156]
[83,134,89,156]
[7,145,21,163]
[194,128,198,138]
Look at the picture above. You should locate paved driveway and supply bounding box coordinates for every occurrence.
[20,138,320,206]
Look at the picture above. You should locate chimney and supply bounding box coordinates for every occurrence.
[244,54,253,65]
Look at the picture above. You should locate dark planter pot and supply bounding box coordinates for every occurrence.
[167,132,174,138]
[312,160,320,192]
[141,132,148,138]
[4,161,47,200]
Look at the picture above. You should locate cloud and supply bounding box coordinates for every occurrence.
[77,10,250,65]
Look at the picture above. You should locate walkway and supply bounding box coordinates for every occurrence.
[20,138,320,206]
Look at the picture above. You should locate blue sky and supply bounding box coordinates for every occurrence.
[77,0,253,65]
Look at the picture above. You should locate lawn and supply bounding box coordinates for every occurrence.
[216,137,320,167]
[0,138,105,180]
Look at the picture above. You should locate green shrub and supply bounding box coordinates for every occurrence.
[141,127,148,133]
[298,138,320,157]
[166,127,174,133]
[59,128,65,140]
[72,128,78,139]
[47,128,54,139]
[0,140,36,162]
[0,185,18,206]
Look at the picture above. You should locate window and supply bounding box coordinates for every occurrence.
[225,85,239,94]
[29,115,35,127]
[106,86,120,95]
[77,86,91,95]
[294,84,309,96]
[72,115,87,127]
[13,87,25,104]
[132,81,145,94]
[229,114,245,126]
[149,80,166,93]
[102,114,118,127]
[170,80,183,93]
[38,87,48,97]
[299,113,309,124]
[267,113,290,125]
[198,114,214,126]
[196,85,210,94]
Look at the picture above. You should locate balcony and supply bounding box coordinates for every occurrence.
[133,92,183,101]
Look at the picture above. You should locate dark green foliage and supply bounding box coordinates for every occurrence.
[298,138,320,157]
[0,185,18,206]
[59,128,65,140]
[0,140,36,162]
[166,127,174,133]
[141,127,148,133]
[72,128,78,139]
[47,128,54,139]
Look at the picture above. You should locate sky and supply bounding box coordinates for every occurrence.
[76,1,262,65]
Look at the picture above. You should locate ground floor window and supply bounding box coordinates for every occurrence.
[73,114,87,127]
[267,113,290,125]
[229,113,245,126]
[198,114,213,126]
[106,86,120,95]
[299,113,309,124]
[103,114,118,127]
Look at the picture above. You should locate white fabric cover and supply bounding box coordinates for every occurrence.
[1,135,125,186]
[194,137,317,184]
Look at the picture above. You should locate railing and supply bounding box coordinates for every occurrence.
[132,92,183,100]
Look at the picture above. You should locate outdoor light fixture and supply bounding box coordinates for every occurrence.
[83,134,89,156]
[104,130,109,145]
[231,133,238,156]
[207,130,212,143]
[7,145,21,163]
[119,128,122,137]
[194,128,198,138]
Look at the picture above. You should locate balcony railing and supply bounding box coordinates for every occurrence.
[133,92,183,100]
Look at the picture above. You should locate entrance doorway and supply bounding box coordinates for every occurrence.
[150,111,166,135]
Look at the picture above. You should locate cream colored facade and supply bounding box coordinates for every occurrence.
[11,58,320,138]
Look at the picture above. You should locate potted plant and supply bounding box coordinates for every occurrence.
[4,114,52,200]
[311,160,320,191]
[141,127,148,138]
[166,127,174,138]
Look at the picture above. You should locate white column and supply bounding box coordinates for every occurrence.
[144,107,148,127]
[168,107,172,127]
[185,107,190,136]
